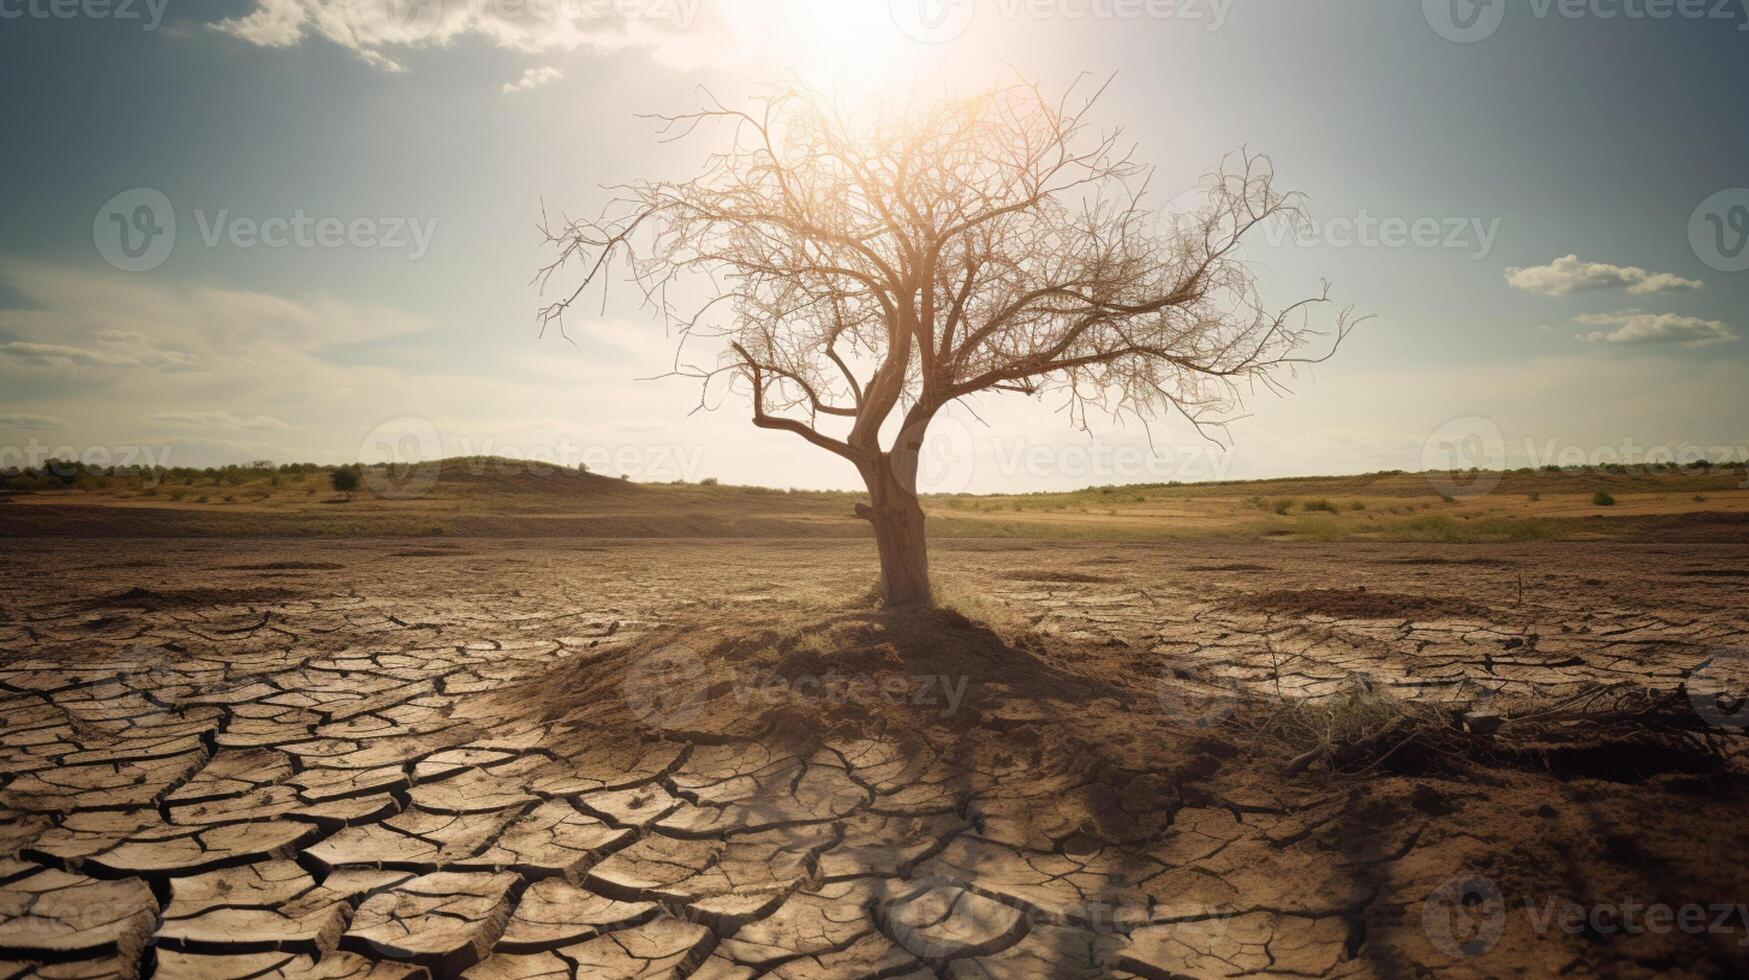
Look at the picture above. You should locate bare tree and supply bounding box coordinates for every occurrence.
[538,77,1358,607]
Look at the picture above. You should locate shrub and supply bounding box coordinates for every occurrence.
[700,477,720,486]
[1592,491,1616,506]
[1439,493,1456,504]
[1271,498,1295,515]
[1347,500,1366,511]
[1302,498,1337,513]
[330,466,362,498]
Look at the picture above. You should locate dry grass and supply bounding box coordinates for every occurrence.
[4,457,1746,543]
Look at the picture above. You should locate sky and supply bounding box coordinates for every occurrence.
[1,0,1746,492]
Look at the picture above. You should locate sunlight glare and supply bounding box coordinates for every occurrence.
[726,0,931,91]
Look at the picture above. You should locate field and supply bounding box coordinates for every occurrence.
[2,469,1749,978]
[4,457,1748,543]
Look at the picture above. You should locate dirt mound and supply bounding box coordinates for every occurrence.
[80,586,299,611]
[1380,556,1513,567]
[1232,587,1486,619]
[511,608,1132,745]
[996,570,1120,584]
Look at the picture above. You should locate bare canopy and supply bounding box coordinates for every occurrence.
[538,76,1357,606]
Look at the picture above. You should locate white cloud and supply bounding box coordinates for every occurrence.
[1575,311,1736,347]
[1505,255,1703,297]
[0,413,70,430]
[149,410,291,431]
[503,65,564,94]
[212,0,718,74]
[0,329,197,368]
[0,261,428,357]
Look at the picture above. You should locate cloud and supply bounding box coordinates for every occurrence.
[1574,311,1736,347]
[0,413,70,430]
[0,259,692,470]
[212,0,718,74]
[1505,255,1703,297]
[0,329,197,368]
[0,260,429,357]
[503,66,563,94]
[149,410,291,431]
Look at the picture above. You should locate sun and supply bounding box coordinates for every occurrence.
[725,0,934,90]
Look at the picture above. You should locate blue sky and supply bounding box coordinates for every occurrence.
[1,0,1745,490]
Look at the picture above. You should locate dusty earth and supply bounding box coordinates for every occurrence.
[2,537,1747,979]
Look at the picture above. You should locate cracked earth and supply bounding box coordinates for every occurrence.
[2,538,1747,979]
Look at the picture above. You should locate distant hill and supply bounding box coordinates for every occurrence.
[2,456,1745,542]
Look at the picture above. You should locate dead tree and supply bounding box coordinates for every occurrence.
[538,77,1357,606]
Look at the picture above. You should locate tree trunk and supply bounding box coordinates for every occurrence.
[857,458,932,607]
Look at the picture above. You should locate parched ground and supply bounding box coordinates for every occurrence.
[2,537,1747,979]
